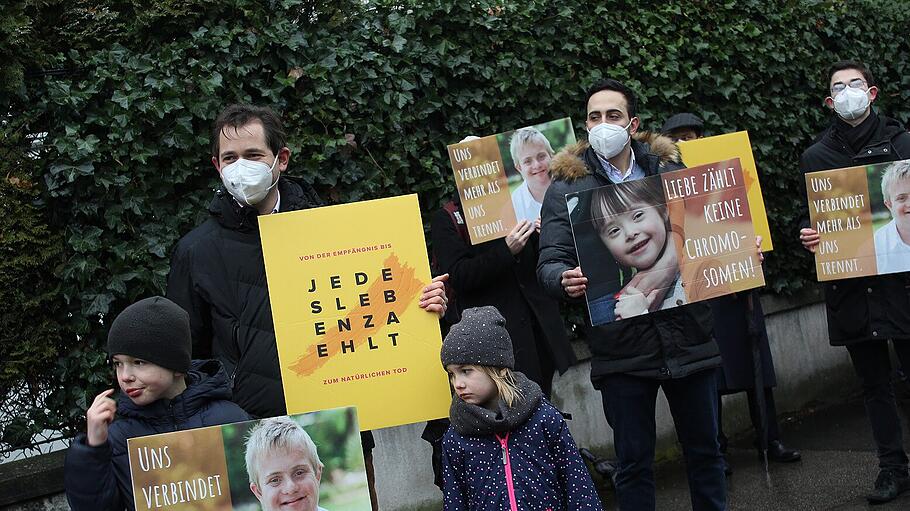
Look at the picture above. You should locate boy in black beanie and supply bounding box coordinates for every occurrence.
[64,296,249,511]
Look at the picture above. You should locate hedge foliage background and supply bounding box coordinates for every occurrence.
[2,0,909,450]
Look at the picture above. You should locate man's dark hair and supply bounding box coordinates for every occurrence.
[211,104,287,158]
[584,79,638,119]
[826,60,876,90]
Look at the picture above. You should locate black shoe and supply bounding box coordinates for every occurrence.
[867,469,910,504]
[763,440,801,463]
[722,456,732,476]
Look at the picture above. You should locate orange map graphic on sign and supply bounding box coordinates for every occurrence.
[287,253,422,377]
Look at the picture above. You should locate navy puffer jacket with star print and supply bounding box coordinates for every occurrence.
[441,397,603,511]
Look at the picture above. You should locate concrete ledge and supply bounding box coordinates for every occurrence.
[759,284,825,316]
[0,449,65,508]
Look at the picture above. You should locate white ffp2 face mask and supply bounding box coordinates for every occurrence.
[219,157,279,206]
[588,120,633,159]
[833,87,871,121]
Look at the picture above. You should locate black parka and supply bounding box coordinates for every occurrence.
[64,360,249,511]
[166,177,322,417]
[800,112,910,345]
[537,133,720,381]
[430,203,577,381]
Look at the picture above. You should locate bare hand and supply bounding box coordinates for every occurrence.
[614,286,658,319]
[505,220,535,255]
[561,266,587,298]
[799,228,819,253]
[86,389,117,447]
[419,273,449,317]
[755,235,765,264]
[534,217,541,233]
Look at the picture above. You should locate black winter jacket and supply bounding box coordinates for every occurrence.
[166,177,322,417]
[799,112,910,345]
[537,133,720,381]
[430,204,577,381]
[64,360,249,511]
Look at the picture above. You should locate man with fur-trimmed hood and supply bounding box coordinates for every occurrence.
[536,79,726,510]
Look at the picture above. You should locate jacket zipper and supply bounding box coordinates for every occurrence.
[496,432,518,511]
[229,323,242,389]
[168,402,177,432]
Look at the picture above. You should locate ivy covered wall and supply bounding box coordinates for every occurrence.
[2,0,908,448]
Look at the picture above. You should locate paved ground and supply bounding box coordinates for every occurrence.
[593,394,910,510]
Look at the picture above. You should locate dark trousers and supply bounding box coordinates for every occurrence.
[847,340,910,473]
[717,386,782,452]
[596,369,726,511]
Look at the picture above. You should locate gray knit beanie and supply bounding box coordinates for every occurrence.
[107,296,192,373]
[441,306,514,369]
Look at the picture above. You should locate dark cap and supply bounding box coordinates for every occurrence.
[107,296,192,373]
[661,113,704,135]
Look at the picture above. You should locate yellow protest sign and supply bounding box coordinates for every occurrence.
[678,131,773,251]
[259,194,450,430]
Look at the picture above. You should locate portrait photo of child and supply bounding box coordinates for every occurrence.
[222,409,371,511]
[568,176,685,325]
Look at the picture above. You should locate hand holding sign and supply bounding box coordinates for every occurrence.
[447,118,576,244]
[505,220,535,255]
[419,273,449,316]
[799,228,820,253]
[561,266,588,298]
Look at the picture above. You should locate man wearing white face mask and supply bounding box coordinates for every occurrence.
[537,79,726,511]
[166,104,450,420]
[799,61,910,504]
[166,104,321,419]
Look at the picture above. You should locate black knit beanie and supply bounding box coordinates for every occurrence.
[441,306,514,369]
[107,296,192,373]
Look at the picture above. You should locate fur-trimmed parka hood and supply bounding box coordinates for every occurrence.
[549,131,681,181]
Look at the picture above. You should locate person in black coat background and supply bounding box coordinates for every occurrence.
[709,293,800,471]
[661,114,801,474]
[799,60,910,504]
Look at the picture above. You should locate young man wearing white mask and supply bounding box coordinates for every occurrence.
[799,61,910,504]
[537,79,727,510]
[166,104,323,418]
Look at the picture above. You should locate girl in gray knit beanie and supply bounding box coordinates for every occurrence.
[439,306,603,509]
[440,305,531,414]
